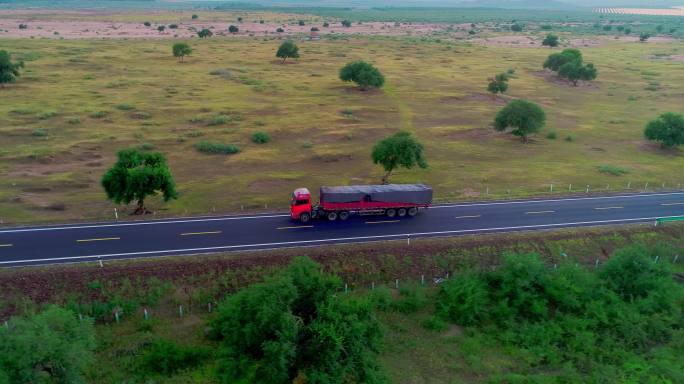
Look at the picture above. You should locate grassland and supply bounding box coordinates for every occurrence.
[1,14,684,223]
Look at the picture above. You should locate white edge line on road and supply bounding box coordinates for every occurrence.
[3,215,682,266]
[2,191,683,234]
[431,192,684,208]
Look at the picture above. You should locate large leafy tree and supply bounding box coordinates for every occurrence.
[494,99,546,143]
[210,257,385,384]
[542,33,559,47]
[644,112,684,148]
[101,148,178,214]
[372,131,428,184]
[543,48,582,71]
[172,42,192,62]
[0,306,96,384]
[0,50,24,87]
[558,61,597,86]
[276,40,300,63]
[339,61,385,90]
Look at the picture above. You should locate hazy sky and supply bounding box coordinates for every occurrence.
[247,0,684,7]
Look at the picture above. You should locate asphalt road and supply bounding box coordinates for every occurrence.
[1,192,684,267]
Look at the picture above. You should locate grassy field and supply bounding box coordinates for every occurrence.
[1,26,684,223]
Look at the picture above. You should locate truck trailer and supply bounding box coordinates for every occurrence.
[290,184,433,223]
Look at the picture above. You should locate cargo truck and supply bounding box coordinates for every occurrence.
[290,184,433,223]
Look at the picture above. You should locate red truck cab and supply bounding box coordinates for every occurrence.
[290,188,313,223]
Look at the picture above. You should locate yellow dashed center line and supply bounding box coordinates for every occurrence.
[277,226,314,230]
[525,210,556,215]
[180,231,222,236]
[455,215,482,219]
[77,237,120,243]
[365,220,400,225]
[661,202,684,206]
[0,244,13,248]
[594,206,623,210]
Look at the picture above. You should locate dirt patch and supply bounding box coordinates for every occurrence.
[637,141,681,156]
[441,128,497,142]
[248,179,290,193]
[443,324,464,338]
[441,94,508,106]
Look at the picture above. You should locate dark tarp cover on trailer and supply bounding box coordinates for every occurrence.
[320,184,433,204]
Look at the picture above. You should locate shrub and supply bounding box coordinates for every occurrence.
[423,316,449,332]
[565,135,574,142]
[31,128,48,137]
[137,339,210,376]
[116,103,135,111]
[143,21,151,27]
[546,131,557,140]
[298,20,305,26]
[436,271,490,326]
[251,131,271,144]
[598,165,629,176]
[197,28,212,38]
[339,60,385,90]
[208,114,231,125]
[191,14,198,20]
[341,20,352,28]
[228,25,239,33]
[89,110,108,119]
[511,23,523,32]
[393,284,429,314]
[140,143,154,150]
[0,306,96,383]
[169,24,178,29]
[276,27,284,33]
[323,22,330,28]
[67,117,81,124]
[196,141,240,154]
[367,285,393,311]
[37,111,57,120]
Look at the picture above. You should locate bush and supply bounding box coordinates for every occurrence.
[436,271,490,326]
[116,103,135,111]
[196,141,240,154]
[89,110,108,119]
[276,27,284,33]
[208,114,232,125]
[341,20,352,27]
[140,143,154,150]
[598,165,629,176]
[31,128,48,137]
[423,316,449,332]
[393,284,429,313]
[367,285,393,311]
[339,60,385,90]
[228,25,239,33]
[67,117,81,124]
[251,131,271,144]
[137,339,210,376]
[0,306,96,383]
[143,21,151,27]
[210,257,385,383]
[546,131,557,140]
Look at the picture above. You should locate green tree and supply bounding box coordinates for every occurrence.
[228,25,239,33]
[191,14,198,20]
[341,20,352,27]
[371,131,427,184]
[511,23,523,32]
[0,50,24,88]
[644,112,684,148]
[542,33,559,47]
[197,28,212,38]
[639,32,651,42]
[0,306,96,384]
[487,72,509,97]
[210,257,385,384]
[172,42,192,62]
[101,148,178,214]
[558,61,597,86]
[276,40,300,63]
[298,20,305,26]
[339,60,385,90]
[494,99,546,143]
[543,48,582,71]
[157,25,165,33]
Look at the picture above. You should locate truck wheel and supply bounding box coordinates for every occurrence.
[327,212,338,221]
[407,207,418,217]
[398,208,407,217]
[300,212,311,223]
[339,211,350,221]
[386,209,397,218]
